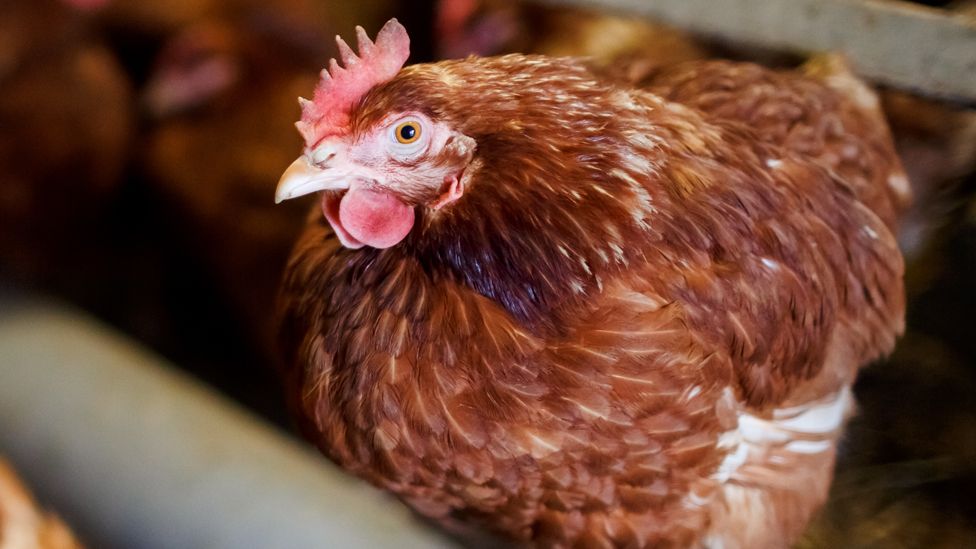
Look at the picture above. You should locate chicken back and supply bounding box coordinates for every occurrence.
[275,20,905,548]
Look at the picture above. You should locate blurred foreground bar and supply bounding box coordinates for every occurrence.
[0,292,454,549]
[539,0,976,102]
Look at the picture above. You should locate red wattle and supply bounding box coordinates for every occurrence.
[336,187,415,249]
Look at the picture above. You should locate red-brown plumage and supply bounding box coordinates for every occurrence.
[276,21,905,548]
[0,0,132,282]
[642,55,910,230]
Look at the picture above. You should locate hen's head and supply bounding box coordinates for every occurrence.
[276,19,477,249]
[277,19,663,324]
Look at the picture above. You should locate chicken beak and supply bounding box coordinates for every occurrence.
[275,156,350,204]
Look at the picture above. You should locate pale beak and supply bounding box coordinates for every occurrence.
[274,156,350,204]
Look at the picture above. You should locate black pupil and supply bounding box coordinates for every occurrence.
[399,124,416,140]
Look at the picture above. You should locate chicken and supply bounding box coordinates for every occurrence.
[95,0,393,47]
[275,20,906,547]
[141,1,400,360]
[0,0,133,283]
[641,54,911,230]
[0,459,82,549]
[142,12,337,358]
[436,0,708,72]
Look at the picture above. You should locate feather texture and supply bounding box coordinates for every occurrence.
[277,46,905,547]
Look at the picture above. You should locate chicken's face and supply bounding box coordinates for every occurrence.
[276,108,475,249]
[274,18,478,249]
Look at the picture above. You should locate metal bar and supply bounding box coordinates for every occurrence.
[537,0,976,102]
[0,293,456,549]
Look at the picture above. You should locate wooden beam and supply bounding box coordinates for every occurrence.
[538,0,976,102]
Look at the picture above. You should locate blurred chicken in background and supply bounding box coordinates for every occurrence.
[141,9,331,359]
[0,0,133,286]
[96,0,224,39]
[139,0,396,359]
[436,0,708,72]
[93,0,395,89]
[96,0,392,42]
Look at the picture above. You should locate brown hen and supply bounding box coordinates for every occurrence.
[0,0,132,282]
[275,20,906,548]
[435,0,707,71]
[143,12,336,358]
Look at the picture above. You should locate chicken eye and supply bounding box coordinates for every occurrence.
[395,121,421,144]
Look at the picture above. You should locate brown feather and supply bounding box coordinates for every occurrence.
[277,51,905,547]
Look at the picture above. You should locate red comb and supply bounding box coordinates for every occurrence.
[297,19,410,146]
